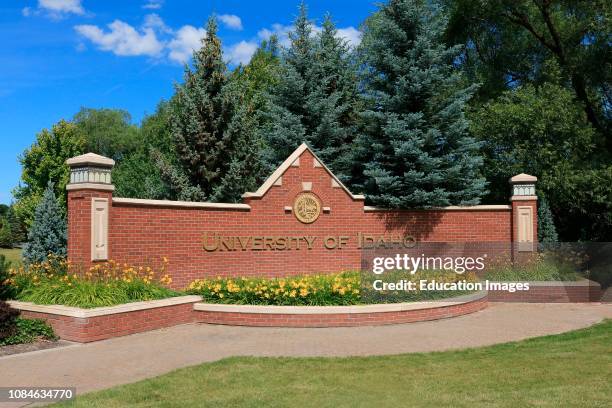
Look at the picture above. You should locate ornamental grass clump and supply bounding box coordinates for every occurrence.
[485,252,580,282]
[187,272,361,306]
[3,254,179,308]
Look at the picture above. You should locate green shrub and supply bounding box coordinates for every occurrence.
[485,256,579,282]
[0,255,15,300]
[18,279,179,308]
[7,255,180,308]
[0,318,56,346]
[0,300,19,340]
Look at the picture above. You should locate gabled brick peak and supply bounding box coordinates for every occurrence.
[242,142,365,201]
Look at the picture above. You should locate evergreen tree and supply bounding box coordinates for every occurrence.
[160,16,263,202]
[6,207,24,244]
[538,196,559,243]
[356,0,486,207]
[0,219,11,248]
[22,182,67,264]
[263,4,361,179]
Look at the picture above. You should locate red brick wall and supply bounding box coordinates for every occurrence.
[20,302,196,343]
[488,282,602,303]
[68,149,527,289]
[193,296,488,328]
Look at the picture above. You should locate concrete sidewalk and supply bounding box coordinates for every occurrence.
[0,302,610,402]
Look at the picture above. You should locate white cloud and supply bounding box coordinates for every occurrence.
[75,20,164,57]
[142,0,163,10]
[257,23,293,47]
[23,0,85,19]
[258,23,361,48]
[143,13,171,33]
[226,41,258,65]
[218,14,243,31]
[337,27,361,47]
[167,25,206,63]
[39,0,84,15]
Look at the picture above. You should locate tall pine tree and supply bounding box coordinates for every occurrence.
[262,4,361,180]
[158,16,263,202]
[355,0,486,208]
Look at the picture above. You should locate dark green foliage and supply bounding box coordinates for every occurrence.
[262,4,361,180]
[470,83,611,240]
[113,150,170,199]
[22,182,67,265]
[12,120,85,227]
[161,17,264,202]
[355,0,486,207]
[7,207,25,244]
[0,318,56,346]
[538,196,558,243]
[0,255,14,300]
[0,300,19,340]
[232,37,281,109]
[17,279,179,309]
[445,0,611,145]
[113,101,174,200]
[73,108,141,161]
[0,220,11,248]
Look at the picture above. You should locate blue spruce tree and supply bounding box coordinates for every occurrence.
[23,182,67,264]
[262,3,361,180]
[356,0,487,207]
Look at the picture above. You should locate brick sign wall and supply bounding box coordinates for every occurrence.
[66,145,537,289]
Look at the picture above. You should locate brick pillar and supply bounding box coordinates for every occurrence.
[509,174,538,261]
[66,153,115,270]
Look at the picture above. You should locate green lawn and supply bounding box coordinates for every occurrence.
[54,320,612,407]
[0,247,22,266]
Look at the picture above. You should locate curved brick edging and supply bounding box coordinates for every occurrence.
[192,291,488,328]
[487,280,602,303]
[8,296,202,343]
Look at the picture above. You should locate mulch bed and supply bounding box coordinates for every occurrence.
[0,339,73,357]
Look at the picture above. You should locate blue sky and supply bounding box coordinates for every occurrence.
[0,0,377,204]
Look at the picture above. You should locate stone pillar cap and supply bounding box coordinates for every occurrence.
[66,153,115,168]
[509,173,537,184]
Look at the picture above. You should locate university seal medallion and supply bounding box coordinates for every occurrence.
[293,192,321,224]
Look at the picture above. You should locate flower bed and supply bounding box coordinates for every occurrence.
[186,270,481,306]
[4,255,179,308]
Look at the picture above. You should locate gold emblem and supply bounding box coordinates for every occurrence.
[293,192,321,224]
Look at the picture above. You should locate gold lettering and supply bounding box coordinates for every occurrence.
[303,236,316,249]
[202,232,417,252]
[220,236,235,251]
[252,236,264,250]
[202,233,219,252]
[276,237,287,250]
[361,234,375,249]
[237,236,251,250]
[339,236,350,248]
[264,237,275,250]
[324,236,337,249]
